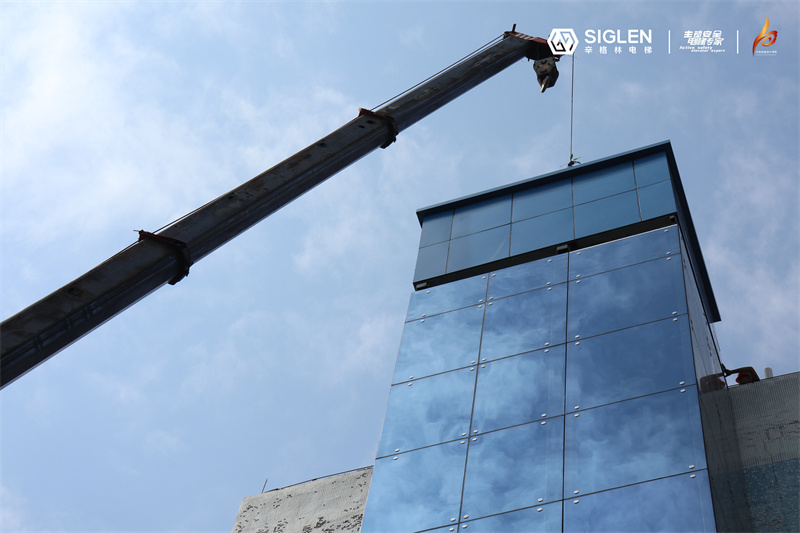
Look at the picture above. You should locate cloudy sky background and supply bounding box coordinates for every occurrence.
[1,1,798,531]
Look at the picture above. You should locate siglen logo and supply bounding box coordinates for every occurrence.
[547,28,579,55]
[752,15,778,55]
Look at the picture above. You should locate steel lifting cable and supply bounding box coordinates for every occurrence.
[135,35,508,260]
[568,53,579,167]
[370,34,505,111]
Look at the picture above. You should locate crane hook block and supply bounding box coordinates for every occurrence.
[137,230,193,285]
[533,57,559,93]
[358,108,398,148]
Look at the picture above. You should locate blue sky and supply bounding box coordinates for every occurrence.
[1,1,797,531]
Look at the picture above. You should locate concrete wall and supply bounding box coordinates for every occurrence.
[231,467,372,533]
[730,372,800,532]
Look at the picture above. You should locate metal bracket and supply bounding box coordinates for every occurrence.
[358,108,398,148]
[137,230,193,285]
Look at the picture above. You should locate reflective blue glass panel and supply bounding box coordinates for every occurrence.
[406,274,488,321]
[566,316,695,409]
[574,191,640,238]
[377,368,476,456]
[569,226,679,279]
[361,441,467,533]
[563,472,716,532]
[512,179,572,221]
[510,208,574,256]
[414,242,449,281]
[472,346,565,432]
[573,163,635,204]
[489,253,568,299]
[393,305,483,383]
[481,283,567,360]
[466,502,562,533]
[633,152,671,187]
[446,225,510,273]
[639,180,677,220]
[452,195,511,238]
[567,256,687,339]
[462,419,564,518]
[419,210,453,247]
[564,387,707,496]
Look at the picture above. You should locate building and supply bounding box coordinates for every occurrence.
[232,141,799,533]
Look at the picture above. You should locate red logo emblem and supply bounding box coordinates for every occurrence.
[753,15,778,55]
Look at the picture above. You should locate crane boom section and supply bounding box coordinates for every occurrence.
[0,32,554,389]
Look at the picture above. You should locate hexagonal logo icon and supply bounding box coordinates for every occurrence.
[547,28,579,55]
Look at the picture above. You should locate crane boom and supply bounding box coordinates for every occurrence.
[0,31,557,389]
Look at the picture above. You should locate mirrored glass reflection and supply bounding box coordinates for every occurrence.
[481,283,567,360]
[574,190,641,238]
[564,387,707,496]
[394,306,483,383]
[633,152,671,187]
[452,195,512,238]
[466,502,562,533]
[639,180,677,220]
[681,247,727,392]
[567,256,687,339]
[569,225,679,279]
[407,275,488,321]
[510,208,574,256]
[512,178,572,221]
[573,163,635,204]
[563,471,716,533]
[567,316,694,409]
[414,241,449,282]
[462,419,564,519]
[378,369,476,456]
[361,441,467,533]
[420,209,454,247]
[489,253,568,299]
[473,346,566,433]
[446,225,510,273]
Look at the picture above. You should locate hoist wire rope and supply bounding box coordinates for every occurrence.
[570,53,575,164]
[138,35,507,245]
[370,34,504,111]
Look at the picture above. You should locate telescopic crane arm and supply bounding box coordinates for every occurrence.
[0,31,558,389]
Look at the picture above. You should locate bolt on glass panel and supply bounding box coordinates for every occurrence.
[567,255,687,340]
[574,190,641,238]
[633,152,671,187]
[462,418,564,519]
[510,207,574,256]
[638,180,677,220]
[414,241,449,282]
[512,179,572,222]
[361,441,467,533]
[472,346,566,433]
[465,502,562,532]
[488,253,569,300]
[446,225,510,273]
[377,368,476,457]
[569,225,679,279]
[566,316,695,410]
[572,162,635,205]
[407,274,488,321]
[419,209,454,247]
[481,283,567,361]
[564,386,707,497]
[451,195,512,238]
[563,471,716,532]
[393,305,483,383]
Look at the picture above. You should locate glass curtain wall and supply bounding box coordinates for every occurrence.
[362,226,717,533]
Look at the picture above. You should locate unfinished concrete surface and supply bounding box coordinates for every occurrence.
[730,372,800,532]
[232,467,372,533]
